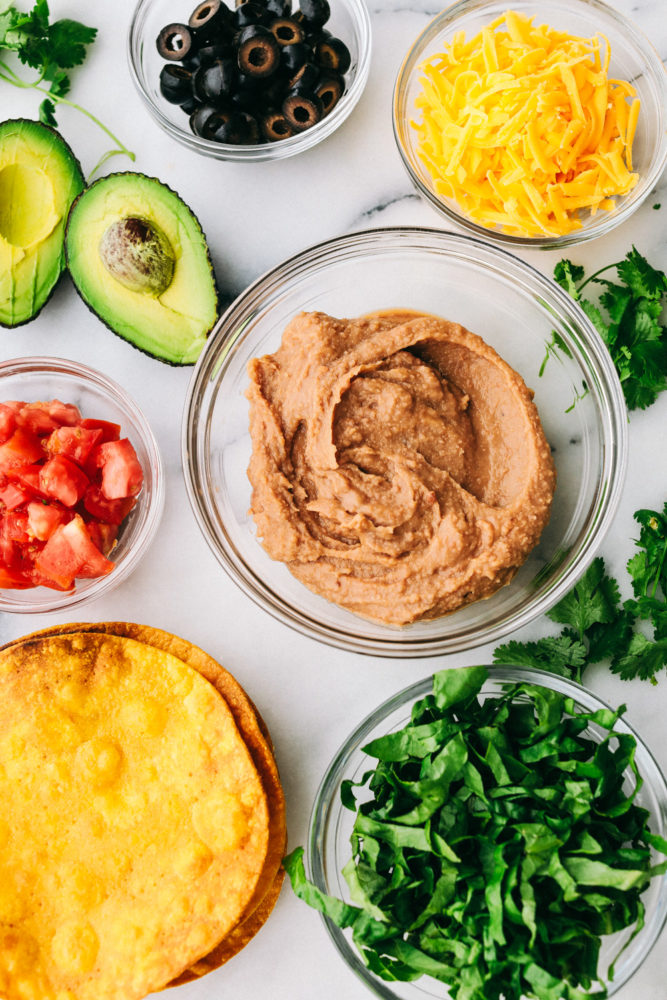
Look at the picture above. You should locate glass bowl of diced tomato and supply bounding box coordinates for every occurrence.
[0,357,164,613]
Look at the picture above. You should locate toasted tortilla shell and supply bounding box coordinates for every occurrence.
[0,631,272,1000]
[1,622,287,982]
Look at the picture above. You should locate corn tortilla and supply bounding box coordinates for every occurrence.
[0,631,272,1000]
[1,622,287,983]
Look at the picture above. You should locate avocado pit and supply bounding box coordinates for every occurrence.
[99,217,175,295]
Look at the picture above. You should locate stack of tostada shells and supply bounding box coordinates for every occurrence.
[0,622,286,1000]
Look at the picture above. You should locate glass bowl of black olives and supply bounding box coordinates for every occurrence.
[128,0,372,160]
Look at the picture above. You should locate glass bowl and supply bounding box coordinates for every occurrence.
[393,0,667,249]
[183,226,628,657]
[308,665,667,999]
[0,357,164,614]
[128,0,372,162]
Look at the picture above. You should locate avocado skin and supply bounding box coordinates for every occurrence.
[0,118,85,328]
[65,172,220,366]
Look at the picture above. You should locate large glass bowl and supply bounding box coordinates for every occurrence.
[308,666,667,999]
[0,357,164,614]
[182,227,627,657]
[393,0,667,249]
[128,0,372,162]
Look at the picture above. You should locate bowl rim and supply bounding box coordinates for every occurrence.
[0,355,165,614]
[182,225,629,657]
[307,664,667,999]
[392,0,667,249]
[127,0,373,162]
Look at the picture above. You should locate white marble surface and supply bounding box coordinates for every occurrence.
[1,1,666,998]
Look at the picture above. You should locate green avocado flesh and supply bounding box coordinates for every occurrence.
[65,173,219,365]
[0,119,84,328]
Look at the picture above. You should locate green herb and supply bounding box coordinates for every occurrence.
[545,248,667,411]
[494,502,667,684]
[284,666,667,1000]
[0,0,134,176]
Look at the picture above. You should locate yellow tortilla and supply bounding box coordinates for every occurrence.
[0,632,271,1000]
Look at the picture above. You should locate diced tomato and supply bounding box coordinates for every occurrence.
[0,427,45,472]
[97,439,144,500]
[15,400,82,435]
[0,480,31,510]
[9,463,48,497]
[46,425,103,466]
[35,514,113,588]
[27,501,70,541]
[0,565,33,589]
[1,511,29,543]
[0,397,142,592]
[83,484,137,525]
[40,456,89,507]
[0,404,16,444]
[80,418,121,443]
[85,520,118,556]
[47,400,82,427]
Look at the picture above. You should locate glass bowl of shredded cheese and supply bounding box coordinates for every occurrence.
[393,0,667,247]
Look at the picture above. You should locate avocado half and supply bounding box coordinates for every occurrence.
[65,173,219,365]
[0,119,85,328]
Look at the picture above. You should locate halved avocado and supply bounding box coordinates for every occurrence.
[0,119,85,328]
[65,173,219,365]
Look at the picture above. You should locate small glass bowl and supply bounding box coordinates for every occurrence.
[393,0,667,249]
[308,666,667,999]
[128,0,372,162]
[183,227,628,657]
[0,357,164,614]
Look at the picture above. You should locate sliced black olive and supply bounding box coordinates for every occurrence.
[207,110,257,143]
[180,96,199,114]
[234,2,270,28]
[268,17,304,46]
[238,110,261,142]
[203,108,236,141]
[188,0,234,41]
[288,60,319,90]
[281,41,308,73]
[260,110,294,141]
[156,23,194,61]
[190,102,222,136]
[193,42,234,66]
[159,64,194,103]
[315,71,343,115]
[230,74,264,111]
[193,58,236,101]
[298,0,330,29]
[315,35,350,74]
[237,25,280,77]
[282,88,323,131]
[266,0,292,15]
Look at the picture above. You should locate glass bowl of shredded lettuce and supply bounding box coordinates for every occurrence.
[296,665,667,1000]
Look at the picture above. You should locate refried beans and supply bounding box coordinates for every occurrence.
[246,310,556,625]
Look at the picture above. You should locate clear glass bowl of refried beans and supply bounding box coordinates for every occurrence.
[183,228,628,657]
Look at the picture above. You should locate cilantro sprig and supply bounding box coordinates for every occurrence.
[494,501,667,684]
[0,0,134,176]
[285,666,667,1000]
[548,248,667,412]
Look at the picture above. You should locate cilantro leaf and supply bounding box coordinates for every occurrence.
[550,249,667,411]
[553,259,584,298]
[546,558,620,638]
[493,632,587,682]
[494,502,667,685]
[610,633,667,684]
[46,17,96,69]
[0,1,132,171]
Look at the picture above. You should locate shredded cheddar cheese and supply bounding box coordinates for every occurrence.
[412,11,640,237]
